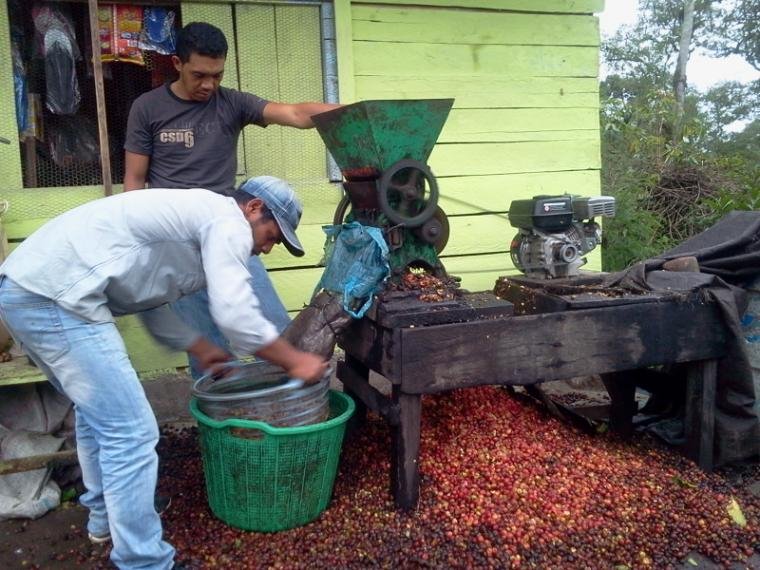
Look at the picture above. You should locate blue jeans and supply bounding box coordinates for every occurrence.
[172,255,291,379]
[0,278,175,570]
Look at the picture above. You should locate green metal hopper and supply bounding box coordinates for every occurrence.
[312,99,454,175]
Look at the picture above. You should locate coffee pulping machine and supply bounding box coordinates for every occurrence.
[312,99,454,280]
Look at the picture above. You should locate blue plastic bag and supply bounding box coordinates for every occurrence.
[316,222,390,318]
[139,8,176,55]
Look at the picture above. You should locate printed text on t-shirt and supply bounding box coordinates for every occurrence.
[158,129,194,148]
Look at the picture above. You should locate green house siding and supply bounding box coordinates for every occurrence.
[336,0,604,290]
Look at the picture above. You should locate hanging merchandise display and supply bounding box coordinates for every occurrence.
[47,116,99,169]
[98,5,145,65]
[32,5,81,115]
[139,8,177,55]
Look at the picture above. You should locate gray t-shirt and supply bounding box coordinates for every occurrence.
[125,84,269,195]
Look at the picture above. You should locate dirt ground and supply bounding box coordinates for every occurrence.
[0,373,758,570]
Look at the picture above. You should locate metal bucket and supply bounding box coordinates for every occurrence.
[191,361,331,426]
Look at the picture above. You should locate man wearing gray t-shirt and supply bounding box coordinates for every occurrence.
[124,21,339,378]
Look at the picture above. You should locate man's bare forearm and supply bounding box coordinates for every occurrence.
[123,173,146,191]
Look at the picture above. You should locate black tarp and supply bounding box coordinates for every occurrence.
[603,211,760,465]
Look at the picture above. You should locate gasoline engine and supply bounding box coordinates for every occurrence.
[508,195,616,279]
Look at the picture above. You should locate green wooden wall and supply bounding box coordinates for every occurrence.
[335,0,604,291]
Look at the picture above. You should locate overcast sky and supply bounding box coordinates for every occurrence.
[598,1,760,91]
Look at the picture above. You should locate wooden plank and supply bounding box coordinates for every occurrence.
[0,322,186,385]
[429,140,601,177]
[390,388,421,510]
[1,186,107,239]
[353,42,599,78]
[354,75,600,109]
[600,371,638,437]
[440,214,508,257]
[352,6,599,46]
[0,0,23,189]
[334,0,356,103]
[23,137,37,188]
[87,0,113,196]
[350,0,605,13]
[0,449,78,476]
[0,358,46,386]
[684,359,717,471]
[342,355,369,427]
[398,300,728,394]
[441,128,599,145]
[439,108,600,143]
[337,360,399,425]
[437,170,601,216]
[440,252,516,293]
[259,222,329,269]
[173,0,604,10]
[375,291,513,327]
[269,266,325,312]
[339,318,399,380]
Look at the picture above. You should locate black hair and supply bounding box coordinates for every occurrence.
[232,189,276,221]
[176,22,228,62]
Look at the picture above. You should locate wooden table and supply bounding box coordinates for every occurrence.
[336,283,728,510]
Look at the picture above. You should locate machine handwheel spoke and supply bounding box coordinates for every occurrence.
[378,159,439,228]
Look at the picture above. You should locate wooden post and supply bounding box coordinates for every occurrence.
[23,137,37,188]
[684,359,717,471]
[87,0,113,196]
[600,371,638,438]
[0,449,78,475]
[341,355,369,429]
[391,388,421,510]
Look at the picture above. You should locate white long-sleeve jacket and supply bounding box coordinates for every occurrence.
[0,188,278,355]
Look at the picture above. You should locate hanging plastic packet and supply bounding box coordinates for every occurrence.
[97,4,145,65]
[98,6,116,63]
[114,5,145,65]
[139,8,176,55]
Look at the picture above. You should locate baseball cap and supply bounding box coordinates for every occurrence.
[237,176,305,257]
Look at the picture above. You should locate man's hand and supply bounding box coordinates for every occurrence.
[187,337,233,376]
[286,352,329,384]
[254,338,328,383]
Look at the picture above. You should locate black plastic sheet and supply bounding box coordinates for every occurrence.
[603,211,760,465]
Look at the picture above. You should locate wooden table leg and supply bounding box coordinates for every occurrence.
[600,371,638,438]
[342,354,368,430]
[390,388,421,510]
[684,359,717,471]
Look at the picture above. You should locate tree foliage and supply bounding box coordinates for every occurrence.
[600,0,760,271]
[707,0,760,71]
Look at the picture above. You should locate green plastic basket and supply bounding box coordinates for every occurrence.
[190,390,355,532]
